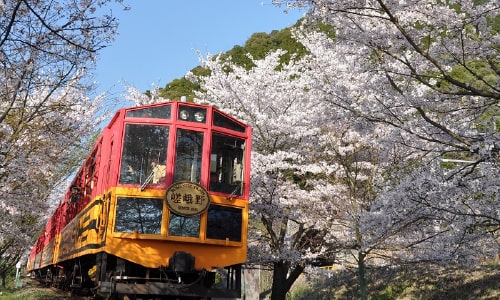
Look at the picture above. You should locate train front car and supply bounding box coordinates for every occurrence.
[27,101,252,299]
[99,102,251,299]
[98,101,252,299]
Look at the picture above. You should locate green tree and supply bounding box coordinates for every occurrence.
[158,21,309,98]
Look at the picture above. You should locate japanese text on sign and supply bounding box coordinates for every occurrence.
[166,182,211,217]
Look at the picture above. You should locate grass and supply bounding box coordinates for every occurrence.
[0,278,69,300]
[288,262,500,300]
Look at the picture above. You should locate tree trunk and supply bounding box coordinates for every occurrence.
[270,260,305,300]
[271,261,289,300]
[358,251,368,300]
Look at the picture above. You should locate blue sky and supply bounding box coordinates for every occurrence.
[94,1,306,99]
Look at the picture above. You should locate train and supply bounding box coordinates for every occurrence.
[26,100,252,299]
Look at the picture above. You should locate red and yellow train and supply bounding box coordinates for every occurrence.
[26,101,252,299]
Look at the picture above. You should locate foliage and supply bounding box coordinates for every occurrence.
[158,22,309,99]
[157,66,209,101]
[220,25,308,69]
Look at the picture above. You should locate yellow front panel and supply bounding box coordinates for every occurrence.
[103,235,247,270]
[105,187,248,270]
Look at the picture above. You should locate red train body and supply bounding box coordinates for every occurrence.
[26,101,252,299]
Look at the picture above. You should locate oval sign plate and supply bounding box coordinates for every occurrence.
[166,181,211,217]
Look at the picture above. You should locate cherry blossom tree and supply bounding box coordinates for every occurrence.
[186,48,399,299]
[122,84,169,106]
[286,0,499,265]
[279,1,498,297]
[186,50,352,299]
[0,0,122,275]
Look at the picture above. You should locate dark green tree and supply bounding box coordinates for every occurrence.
[158,20,309,98]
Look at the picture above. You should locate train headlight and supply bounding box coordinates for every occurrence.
[179,110,189,120]
[194,111,205,122]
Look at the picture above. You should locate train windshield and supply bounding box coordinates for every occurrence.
[114,197,163,234]
[119,124,169,185]
[209,133,245,196]
[173,129,204,183]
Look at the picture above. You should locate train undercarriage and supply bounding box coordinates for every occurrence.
[32,252,242,300]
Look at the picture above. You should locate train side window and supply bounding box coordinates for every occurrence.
[206,205,242,242]
[114,197,162,234]
[168,213,200,237]
[209,133,245,196]
[119,124,169,185]
[173,129,204,184]
[213,112,245,132]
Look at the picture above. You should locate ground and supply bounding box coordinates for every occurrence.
[2,263,500,299]
[0,277,91,300]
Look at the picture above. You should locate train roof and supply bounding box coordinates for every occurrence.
[106,101,249,130]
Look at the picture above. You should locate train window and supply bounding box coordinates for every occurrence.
[126,105,171,119]
[114,197,163,234]
[177,105,207,123]
[209,133,245,196]
[173,129,204,183]
[206,205,242,242]
[84,149,98,202]
[119,124,169,185]
[168,213,200,237]
[213,112,245,132]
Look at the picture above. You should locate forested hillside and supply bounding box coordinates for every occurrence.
[158,20,307,100]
